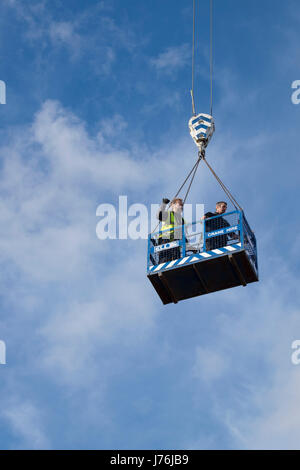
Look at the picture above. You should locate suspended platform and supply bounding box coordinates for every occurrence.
[147,210,258,305]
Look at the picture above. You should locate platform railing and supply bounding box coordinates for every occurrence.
[148,210,256,271]
[242,213,258,273]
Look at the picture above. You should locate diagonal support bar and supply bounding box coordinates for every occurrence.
[158,272,178,304]
[228,254,247,287]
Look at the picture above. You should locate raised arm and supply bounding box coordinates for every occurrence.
[156,198,170,222]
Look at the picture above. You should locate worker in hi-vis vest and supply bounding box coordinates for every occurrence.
[156,198,185,263]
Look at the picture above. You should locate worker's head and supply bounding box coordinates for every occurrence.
[215,201,227,214]
[171,198,184,213]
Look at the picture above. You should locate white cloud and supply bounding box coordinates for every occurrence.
[2,400,50,450]
[32,100,150,191]
[49,21,81,59]
[190,263,300,449]
[49,21,77,44]
[0,99,167,390]
[150,44,190,73]
[0,22,298,445]
[0,97,165,445]
[2,1,137,71]
[38,253,157,385]
[192,346,229,383]
[232,370,300,449]
[2,0,48,40]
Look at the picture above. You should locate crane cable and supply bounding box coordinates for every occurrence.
[202,155,244,212]
[210,0,213,116]
[151,0,243,233]
[151,156,202,234]
[190,0,196,115]
[191,0,214,117]
[173,155,201,204]
[171,146,243,212]
[151,149,243,235]
[189,0,243,211]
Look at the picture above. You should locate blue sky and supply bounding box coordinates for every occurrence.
[0,0,299,450]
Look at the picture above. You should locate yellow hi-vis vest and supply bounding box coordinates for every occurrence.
[158,211,185,241]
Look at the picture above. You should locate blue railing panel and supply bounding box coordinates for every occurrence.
[147,210,257,273]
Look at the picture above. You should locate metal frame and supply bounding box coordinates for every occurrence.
[147,210,258,277]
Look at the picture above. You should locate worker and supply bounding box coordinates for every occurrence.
[202,201,238,250]
[156,198,185,263]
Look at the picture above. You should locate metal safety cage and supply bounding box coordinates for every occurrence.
[242,213,258,276]
[147,210,258,304]
[203,210,241,251]
[148,210,246,273]
[147,224,187,271]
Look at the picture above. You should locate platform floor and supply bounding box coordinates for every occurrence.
[147,249,258,305]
